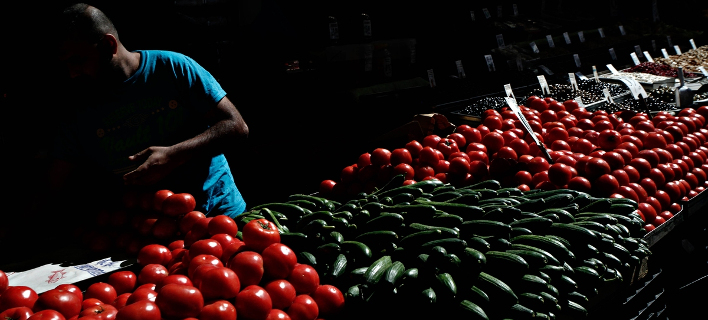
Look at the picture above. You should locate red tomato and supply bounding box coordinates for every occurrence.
[190,239,223,260]
[340,165,357,183]
[162,193,197,217]
[548,163,573,186]
[242,219,280,253]
[414,166,435,181]
[207,216,238,237]
[0,307,33,320]
[659,211,674,221]
[27,310,64,320]
[515,171,533,186]
[422,135,442,148]
[228,251,264,287]
[179,211,206,235]
[156,275,192,292]
[114,300,160,320]
[593,174,620,197]
[107,272,137,296]
[644,224,656,232]
[191,265,218,290]
[640,178,658,196]
[389,148,412,166]
[629,183,649,202]
[356,153,372,169]
[436,139,459,158]
[469,161,489,179]
[82,299,103,311]
[566,176,591,193]
[84,284,117,306]
[188,254,223,280]
[200,301,236,320]
[153,190,174,212]
[310,285,344,318]
[447,133,467,149]
[137,265,168,287]
[265,309,290,320]
[448,157,471,176]
[418,147,439,166]
[392,163,415,180]
[404,141,424,158]
[495,146,518,160]
[235,285,272,320]
[264,280,297,310]
[652,216,666,226]
[482,132,505,154]
[287,264,319,295]
[370,148,392,166]
[137,245,172,267]
[199,267,240,301]
[125,288,157,305]
[623,165,641,183]
[262,243,298,280]
[32,290,81,320]
[638,203,658,223]
[0,270,8,295]
[528,157,550,174]
[155,284,203,320]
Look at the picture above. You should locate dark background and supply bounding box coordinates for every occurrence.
[0,0,707,210]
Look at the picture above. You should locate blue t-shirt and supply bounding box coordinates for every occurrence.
[53,50,246,217]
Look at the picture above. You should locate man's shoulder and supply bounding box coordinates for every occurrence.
[139,50,198,66]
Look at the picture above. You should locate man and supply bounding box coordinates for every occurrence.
[50,3,248,218]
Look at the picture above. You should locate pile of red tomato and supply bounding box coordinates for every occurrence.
[0,190,345,320]
[319,98,708,233]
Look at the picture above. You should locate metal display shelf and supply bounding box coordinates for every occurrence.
[643,207,685,248]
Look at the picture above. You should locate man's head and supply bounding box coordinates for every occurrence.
[57,3,120,82]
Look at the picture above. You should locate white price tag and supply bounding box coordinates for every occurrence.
[690,39,697,50]
[643,51,654,63]
[634,45,643,56]
[598,28,605,38]
[537,75,551,94]
[364,45,373,72]
[609,48,617,61]
[485,55,496,72]
[496,34,506,49]
[546,35,555,48]
[506,97,552,162]
[573,54,581,68]
[699,67,708,77]
[607,64,620,75]
[329,22,339,40]
[470,11,475,21]
[618,77,640,99]
[513,4,519,16]
[530,42,540,53]
[619,25,626,35]
[563,32,571,45]
[568,73,579,91]
[667,36,673,47]
[578,31,585,43]
[653,0,660,22]
[516,57,524,71]
[576,72,589,80]
[497,5,503,18]
[575,97,585,108]
[363,20,372,37]
[593,66,600,82]
[427,69,436,88]
[662,48,670,58]
[483,8,491,19]
[504,84,515,98]
[539,65,554,75]
[455,60,466,79]
[674,45,682,55]
[603,88,614,103]
[630,52,641,66]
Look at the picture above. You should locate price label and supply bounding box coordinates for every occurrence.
[603,88,614,103]
[504,84,515,98]
[455,60,466,79]
[363,20,372,37]
[530,41,540,53]
[618,77,640,99]
[690,39,697,50]
[609,48,617,61]
[630,52,641,66]
[607,64,620,75]
[483,8,491,19]
[578,31,585,43]
[513,4,519,16]
[667,36,673,47]
[699,67,708,77]
[364,45,373,72]
[573,54,581,68]
[634,45,642,57]
[485,55,496,72]
[329,22,339,40]
[568,73,579,91]
[652,40,657,52]
[539,65,554,75]
[598,28,605,38]
[619,25,626,36]
[427,69,436,88]
[563,32,571,44]
[662,48,670,58]
[506,97,553,163]
[547,35,555,48]
[643,51,654,63]
[676,82,681,106]
[674,45,682,55]
[575,97,585,108]
[497,5,503,18]
[496,34,506,49]
[576,72,589,80]
[537,75,551,94]
[516,56,524,71]
[470,11,475,21]
[593,66,600,82]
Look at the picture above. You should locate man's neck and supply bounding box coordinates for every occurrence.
[114,47,141,81]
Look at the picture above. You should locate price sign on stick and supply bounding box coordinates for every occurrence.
[698,67,708,77]
[652,40,657,52]
[497,5,503,18]
[485,55,496,72]
[516,57,524,71]
[470,11,475,21]
[537,75,551,95]
[504,84,515,99]
[483,8,491,19]
[630,52,641,66]
[593,66,600,82]
[578,31,585,43]
[539,65,553,75]
[563,32,571,45]
[690,39,697,50]
[455,60,466,79]
[568,73,579,91]
[607,64,620,75]
[598,28,605,38]
[530,42,540,53]
[506,97,553,163]
[609,48,617,61]
[547,35,555,48]
[643,51,654,63]
[573,54,581,68]
[513,4,519,16]
[619,25,626,35]
[427,69,436,88]
[662,48,670,59]
[674,45,682,55]
[603,88,614,103]
[496,34,505,48]
[634,45,642,57]
[576,72,589,80]
[667,36,673,47]
[364,45,373,72]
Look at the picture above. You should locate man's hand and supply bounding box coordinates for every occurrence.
[123,146,180,185]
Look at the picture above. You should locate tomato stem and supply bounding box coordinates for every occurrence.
[262,208,284,233]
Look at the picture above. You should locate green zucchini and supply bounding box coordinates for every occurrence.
[327,254,348,283]
[380,261,406,288]
[362,212,404,232]
[364,255,393,286]
[510,244,561,266]
[477,272,518,308]
[460,220,512,237]
[510,235,573,262]
[484,251,530,276]
[459,300,489,320]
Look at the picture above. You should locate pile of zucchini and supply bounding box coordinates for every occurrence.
[240,175,652,320]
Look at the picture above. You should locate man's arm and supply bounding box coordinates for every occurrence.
[122,96,248,186]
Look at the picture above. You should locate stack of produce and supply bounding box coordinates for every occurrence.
[654,45,708,73]
[624,62,700,78]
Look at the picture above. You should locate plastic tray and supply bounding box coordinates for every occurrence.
[681,187,708,219]
[643,206,684,248]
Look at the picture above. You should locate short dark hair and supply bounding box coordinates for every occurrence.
[59,3,119,43]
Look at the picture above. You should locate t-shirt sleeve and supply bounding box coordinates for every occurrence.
[173,54,227,115]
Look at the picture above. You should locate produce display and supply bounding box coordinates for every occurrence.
[654,45,708,73]
[599,71,675,85]
[623,62,700,78]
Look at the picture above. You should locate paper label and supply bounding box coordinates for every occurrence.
[363,20,372,37]
[506,97,552,162]
[578,31,585,43]
[662,48,670,58]
[609,48,617,61]
[607,64,620,75]
[329,22,339,40]
[547,35,555,48]
[504,84,515,98]
[593,66,600,82]
[497,5,503,18]
[573,54,581,68]
[618,77,639,99]
[513,4,519,16]
[485,55,496,72]
[539,65,553,75]
[674,45,682,55]
[676,83,681,106]
[690,39,697,50]
[537,75,551,94]
[575,97,585,108]
[603,88,614,103]
[643,51,654,63]
[496,34,506,49]
[470,11,475,21]
[598,28,605,38]
[7,258,126,294]
[364,45,373,72]
[427,69,436,88]
[530,42,540,53]
[455,60,466,79]
[635,45,643,57]
[630,52,641,66]
[563,32,571,45]
[667,36,673,47]
[483,8,491,19]
[619,25,626,36]
[652,40,657,52]
[576,72,589,80]
[516,56,524,71]
[699,67,708,77]
[653,0,660,22]
[569,73,579,91]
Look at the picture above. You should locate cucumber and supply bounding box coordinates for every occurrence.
[466,236,492,253]
[538,209,575,223]
[511,227,534,237]
[513,197,546,212]
[466,286,490,307]
[286,199,318,211]
[250,203,307,220]
[563,300,588,318]
[510,235,573,263]
[355,230,398,244]
[324,231,344,244]
[519,293,546,313]
[430,191,463,202]
[380,261,406,288]
[400,229,444,247]
[459,300,489,320]
[362,202,386,216]
[510,244,561,266]
[461,247,487,272]
[554,274,578,293]
[279,232,309,251]
[421,238,468,255]
[505,250,548,269]
[362,212,404,232]
[523,189,578,199]
[298,251,317,266]
[363,255,393,286]
[565,291,589,306]
[433,272,457,299]
[572,266,602,287]
[484,251,530,276]
[579,198,612,213]
[477,272,518,308]
[385,204,438,221]
[609,198,638,208]
[428,213,465,229]
[460,220,512,237]
[327,254,348,283]
[486,237,512,251]
[510,217,554,232]
[341,241,373,265]
[415,201,486,219]
[608,203,638,215]
[543,194,575,208]
[462,180,502,190]
[506,303,536,319]
[391,193,415,205]
[575,213,618,225]
[316,243,341,259]
[546,224,599,247]
[287,194,329,209]
[519,274,549,293]
[406,223,459,238]
[371,174,406,196]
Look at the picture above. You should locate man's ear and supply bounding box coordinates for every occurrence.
[99,34,119,56]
